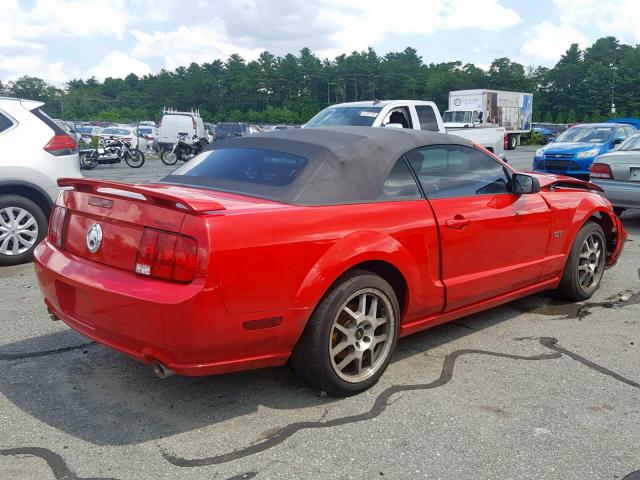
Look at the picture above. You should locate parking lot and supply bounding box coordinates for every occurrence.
[1,146,639,480]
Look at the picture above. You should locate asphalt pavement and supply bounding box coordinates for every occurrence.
[1,146,639,479]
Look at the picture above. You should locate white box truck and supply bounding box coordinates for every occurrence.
[443,89,533,150]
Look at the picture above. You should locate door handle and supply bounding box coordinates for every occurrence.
[445,215,471,229]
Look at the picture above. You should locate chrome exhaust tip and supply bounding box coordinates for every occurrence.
[151,361,175,378]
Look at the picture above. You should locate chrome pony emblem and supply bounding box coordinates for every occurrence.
[86,223,103,253]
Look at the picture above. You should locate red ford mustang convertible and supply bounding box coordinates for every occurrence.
[34,127,626,396]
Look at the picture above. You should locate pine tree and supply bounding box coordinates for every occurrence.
[544,111,553,123]
[567,109,577,123]
[556,112,565,124]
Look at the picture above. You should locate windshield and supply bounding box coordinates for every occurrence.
[443,111,472,123]
[618,133,640,151]
[139,127,154,134]
[305,107,382,127]
[555,126,615,143]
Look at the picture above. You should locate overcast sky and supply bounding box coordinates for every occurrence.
[1,0,638,84]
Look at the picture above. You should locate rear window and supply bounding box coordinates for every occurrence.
[101,128,130,135]
[139,127,154,134]
[168,148,308,187]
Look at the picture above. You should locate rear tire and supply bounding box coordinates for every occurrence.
[0,195,48,266]
[290,270,399,397]
[80,153,98,170]
[557,221,606,301]
[508,134,517,150]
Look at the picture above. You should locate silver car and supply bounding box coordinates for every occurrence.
[591,132,640,215]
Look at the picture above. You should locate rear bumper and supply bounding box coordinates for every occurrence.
[592,179,640,209]
[33,242,309,376]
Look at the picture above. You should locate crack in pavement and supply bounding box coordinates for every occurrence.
[160,340,561,467]
[0,447,118,480]
[160,336,640,468]
[0,446,258,480]
[539,337,640,389]
[0,342,95,361]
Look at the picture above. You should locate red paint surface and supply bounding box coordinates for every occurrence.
[34,175,626,376]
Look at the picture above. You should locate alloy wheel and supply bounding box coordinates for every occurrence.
[577,232,604,290]
[0,207,39,256]
[329,288,395,383]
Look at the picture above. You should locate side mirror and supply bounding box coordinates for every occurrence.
[512,173,540,194]
[384,123,404,129]
[614,136,625,145]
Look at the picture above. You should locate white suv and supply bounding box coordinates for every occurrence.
[0,97,81,265]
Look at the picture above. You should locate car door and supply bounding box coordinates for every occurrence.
[405,144,551,311]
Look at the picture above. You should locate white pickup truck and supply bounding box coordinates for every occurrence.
[305,100,506,157]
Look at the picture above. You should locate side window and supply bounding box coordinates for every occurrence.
[415,105,439,132]
[406,145,511,199]
[382,107,412,128]
[377,158,422,200]
[624,126,635,138]
[0,112,14,134]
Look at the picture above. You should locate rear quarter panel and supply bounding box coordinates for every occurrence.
[207,199,444,323]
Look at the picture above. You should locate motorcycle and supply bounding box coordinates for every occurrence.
[160,133,209,165]
[80,136,145,170]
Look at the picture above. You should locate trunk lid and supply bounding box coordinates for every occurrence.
[57,178,223,271]
[56,178,285,272]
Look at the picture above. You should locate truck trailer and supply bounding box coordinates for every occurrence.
[443,89,533,150]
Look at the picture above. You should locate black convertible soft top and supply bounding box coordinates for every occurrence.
[162,126,473,205]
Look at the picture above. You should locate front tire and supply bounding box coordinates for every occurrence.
[0,195,48,266]
[125,149,145,168]
[557,221,606,301]
[160,148,178,165]
[291,270,399,397]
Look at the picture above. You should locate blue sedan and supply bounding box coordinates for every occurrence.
[533,123,636,180]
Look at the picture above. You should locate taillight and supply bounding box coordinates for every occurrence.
[44,134,77,156]
[48,206,68,248]
[135,228,198,282]
[503,132,508,150]
[590,163,613,179]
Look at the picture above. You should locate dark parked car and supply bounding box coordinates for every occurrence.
[215,122,248,140]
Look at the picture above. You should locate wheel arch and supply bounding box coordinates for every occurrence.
[570,201,620,263]
[292,231,420,319]
[0,180,54,220]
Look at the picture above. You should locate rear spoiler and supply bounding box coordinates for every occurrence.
[58,178,226,213]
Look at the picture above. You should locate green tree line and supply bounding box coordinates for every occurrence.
[2,36,639,124]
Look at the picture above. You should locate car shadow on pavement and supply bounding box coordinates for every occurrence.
[0,301,529,447]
